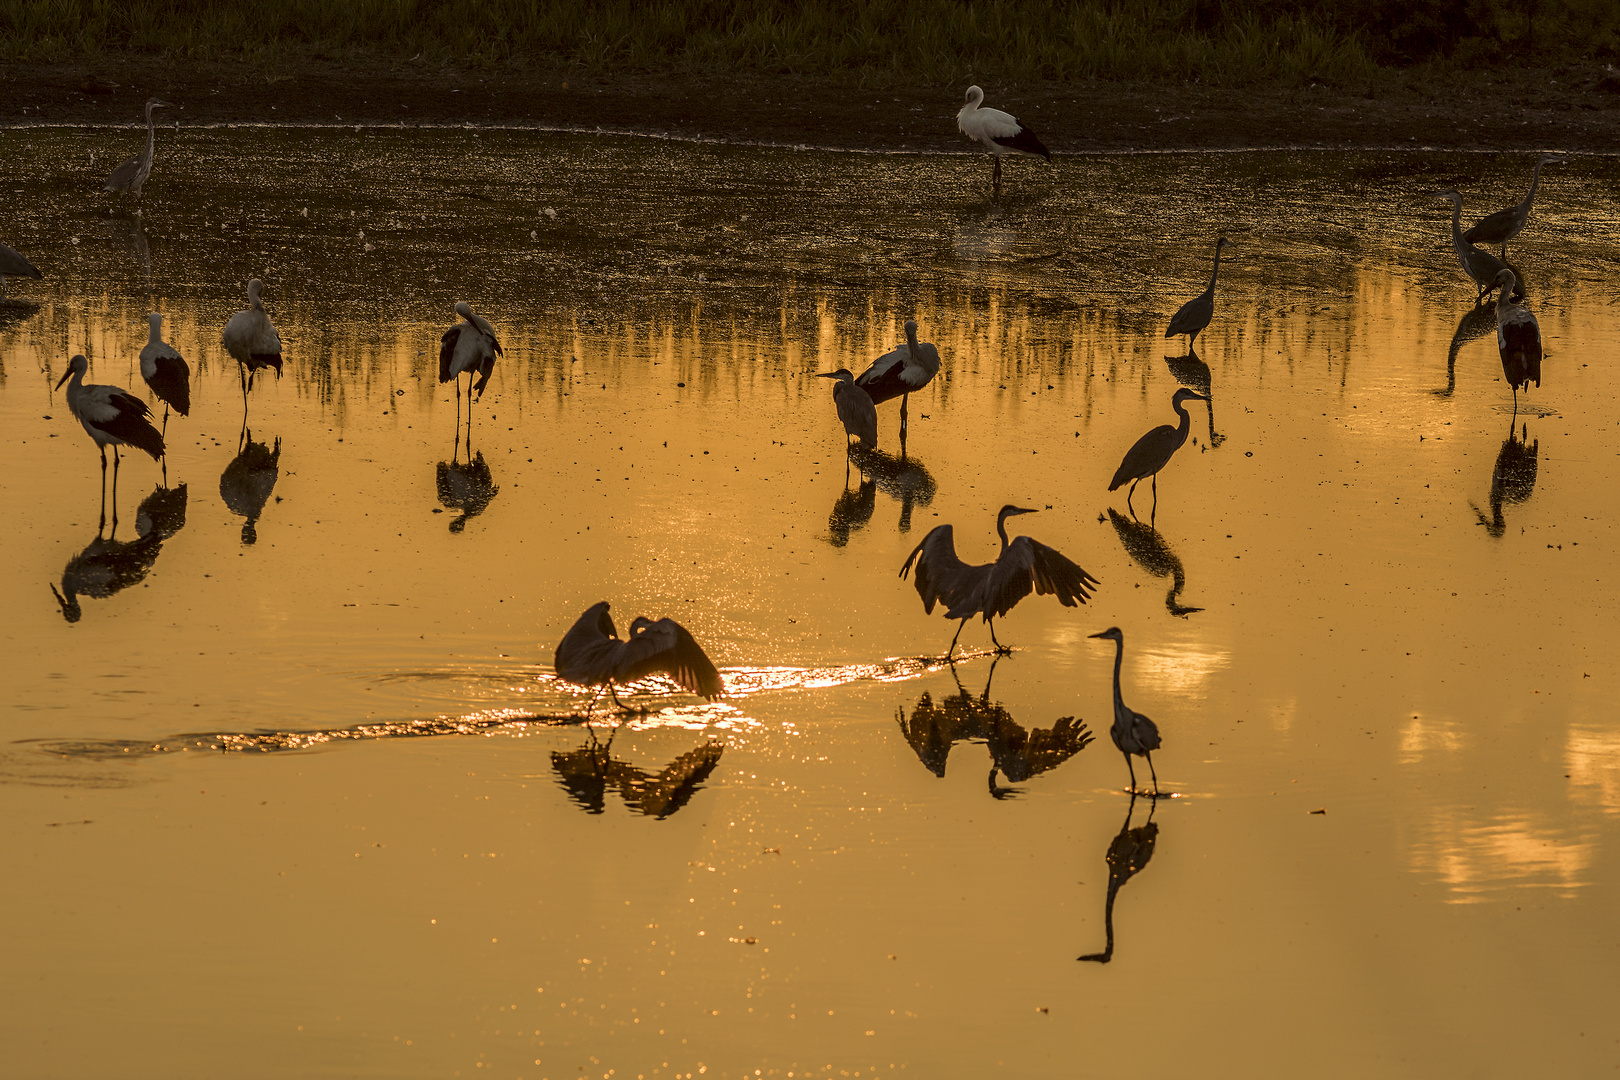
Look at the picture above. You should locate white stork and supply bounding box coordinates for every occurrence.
[139,313,190,434]
[221,278,284,401]
[956,85,1052,190]
[439,301,503,436]
[1493,268,1541,404]
[855,319,942,443]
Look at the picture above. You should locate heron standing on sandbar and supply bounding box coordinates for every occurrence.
[1108,388,1208,518]
[221,278,283,402]
[1464,155,1564,258]
[956,86,1051,191]
[104,98,175,209]
[1165,237,1229,353]
[817,368,878,451]
[554,601,725,715]
[1089,627,1163,796]
[900,505,1099,659]
[855,319,941,444]
[55,354,166,526]
[140,313,190,435]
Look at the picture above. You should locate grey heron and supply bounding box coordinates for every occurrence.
[900,504,1100,659]
[139,313,190,434]
[219,430,281,545]
[1107,388,1208,518]
[439,301,502,439]
[957,85,1052,191]
[1164,237,1229,352]
[554,601,724,713]
[1089,627,1163,796]
[855,319,942,444]
[1493,268,1541,402]
[1463,155,1564,257]
[1436,190,1517,303]
[103,98,175,207]
[0,243,42,301]
[221,279,283,401]
[817,368,878,451]
[55,354,166,527]
[1077,793,1159,964]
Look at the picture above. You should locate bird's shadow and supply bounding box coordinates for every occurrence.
[1162,347,1223,448]
[1077,793,1161,964]
[1471,415,1539,538]
[1435,301,1498,398]
[436,448,499,533]
[219,428,281,545]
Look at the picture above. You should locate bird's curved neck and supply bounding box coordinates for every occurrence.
[1171,398,1194,448]
[1109,638,1126,713]
[1448,197,1464,243]
[996,511,1013,552]
[145,109,157,150]
[1524,160,1547,206]
[1205,246,1224,293]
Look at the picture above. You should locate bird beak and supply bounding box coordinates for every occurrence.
[815,372,837,380]
[1087,631,1110,639]
[54,369,72,390]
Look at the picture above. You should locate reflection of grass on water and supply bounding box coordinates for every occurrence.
[16,0,1609,86]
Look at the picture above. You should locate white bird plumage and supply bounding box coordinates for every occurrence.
[855,319,941,443]
[1493,268,1542,402]
[956,85,1051,189]
[221,278,284,399]
[139,313,190,433]
[55,354,166,525]
[439,301,503,426]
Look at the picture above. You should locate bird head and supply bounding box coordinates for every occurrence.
[50,583,82,623]
[1434,188,1462,205]
[588,601,618,640]
[455,301,474,320]
[1494,268,1518,292]
[1215,236,1230,251]
[963,85,984,106]
[1171,387,1209,406]
[55,354,88,390]
[148,312,163,331]
[998,504,1037,520]
[246,278,264,305]
[817,369,855,384]
[1088,627,1124,643]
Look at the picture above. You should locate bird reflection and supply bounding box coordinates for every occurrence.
[1107,508,1202,618]
[895,661,1095,797]
[1077,794,1160,964]
[827,463,877,546]
[827,447,939,545]
[1162,347,1223,448]
[50,483,187,622]
[219,429,280,545]
[551,737,724,817]
[1472,420,1539,538]
[1435,301,1498,398]
[436,450,499,533]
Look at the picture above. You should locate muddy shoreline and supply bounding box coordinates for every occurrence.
[5,56,1620,153]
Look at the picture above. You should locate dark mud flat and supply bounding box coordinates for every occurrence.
[6,55,1620,152]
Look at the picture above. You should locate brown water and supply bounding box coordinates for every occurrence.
[2,130,1618,1078]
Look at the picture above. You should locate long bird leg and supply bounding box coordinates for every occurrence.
[944,618,969,662]
[1145,752,1160,797]
[992,155,1003,192]
[988,619,1010,656]
[1126,478,1139,519]
[161,403,170,437]
[98,446,109,530]
[1124,753,1138,795]
[110,446,122,529]
[239,363,249,404]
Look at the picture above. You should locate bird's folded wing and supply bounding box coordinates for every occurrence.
[986,537,1100,617]
[620,619,723,700]
[438,324,463,382]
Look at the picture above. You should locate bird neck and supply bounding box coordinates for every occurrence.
[147,321,163,346]
[145,110,157,152]
[1524,160,1547,207]
[1448,197,1464,243]
[996,511,1012,552]
[1205,246,1223,293]
[1171,398,1194,447]
[1110,638,1126,713]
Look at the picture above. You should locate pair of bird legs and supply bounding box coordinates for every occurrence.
[1123,750,1162,799]
[1123,475,1160,525]
[942,617,1010,663]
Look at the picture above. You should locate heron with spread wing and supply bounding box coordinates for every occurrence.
[555,601,724,712]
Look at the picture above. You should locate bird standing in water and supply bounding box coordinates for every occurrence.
[439,301,503,441]
[1164,237,1229,353]
[103,98,175,209]
[1089,627,1163,796]
[817,368,878,451]
[1464,155,1564,258]
[855,319,941,445]
[1108,388,1208,519]
[139,313,190,434]
[1437,190,1515,303]
[956,85,1052,191]
[1493,268,1541,402]
[555,601,724,713]
[221,279,283,402]
[55,354,166,526]
[901,504,1099,659]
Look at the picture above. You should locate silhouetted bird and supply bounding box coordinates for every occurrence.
[1165,237,1229,352]
[436,452,499,532]
[1108,388,1207,519]
[554,601,723,709]
[0,242,42,301]
[1107,508,1202,618]
[855,319,942,443]
[1463,155,1564,258]
[817,368,878,451]
[1493,268,1541,402]
[1089,627,1163,796]
[140,313,190,434]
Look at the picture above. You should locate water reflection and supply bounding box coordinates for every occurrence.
[219,429,281,545]
[551,736,724,817]
[1471,421,1539,538]
[826,446,938,545]
[50,483,187,622]
[1162,347,1223,448]
[1107,508,1202,618]
[1078,794,1160,964]
[895,661,1094,797]
[1436,302,1497,398]
[436,450,500,533]
[826,465,876,547]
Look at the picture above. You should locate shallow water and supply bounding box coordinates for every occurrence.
[2,130,1619,1078]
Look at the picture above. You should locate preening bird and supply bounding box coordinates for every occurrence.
[55,354,165,523]
[855,319,941,442]
[1436,190,1514,303]
[103,98,174,206]
[139,313,190,433]
[1089,627,1163,796]
[221,278,283,400]
[439,301,502,418]
[554,601,724,710]
[1108,388,1208,518]
[1493,268,1541,402]
[957,85,1051,189]
[0,243,42,301]
[1165,237,1229,351]
[900,504,1099,659]
[817,368,878,451]
[1464,155,1564,257]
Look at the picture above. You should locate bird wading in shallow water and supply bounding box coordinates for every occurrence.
[439,301,503,444]
[1108,388,1208,520]
[817,368,878,452]
[956,85,1051,191]
[1464,155,1564,258]
[1493,268,1541,403]
[0,243,42,302]
[55,354,166,528]
[139,313,190,435]
[1436,190,1517,304]
[554,602,724,719]
[1165,237,1229,353]
[900,505,1099,660]
[1089,627,1163,797]
[103,98,174,209]
[855,319,941,447]
[221,279,284,403]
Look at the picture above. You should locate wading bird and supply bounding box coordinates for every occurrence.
[900,505,1099,659]
[957,85,1051,190]
[1437,190,1515,303]
[817,368,877,451]
[439,301,502,433]
[554,601,724,712]
[1494,268,1541,402]
[1089,627,1163,796]
[855,320,941,443]
[1165,237,1229,353]
[1108,388,1208,518]
[0,243,42,301]
[55,354,166,525]
[1464,155,1564,258]
[221,279,283,401]
[103,98,174,208]
[139,313,189,434]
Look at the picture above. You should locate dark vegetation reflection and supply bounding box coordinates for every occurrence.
[551,735,724,818]
[51,483,186,622]
[219,429,280,545]
[1077,793,1160,965]
[1107,508,1202,618]
[1472,419,1539,538]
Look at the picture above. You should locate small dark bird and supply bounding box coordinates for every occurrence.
[554,601,724,710]
[901,505,1099,659]
[1493,268,1541,402]
[139,313,190,434]
[817,368,878,451]
[1089,627,1162,796]
[1165,237,1229,352]
[1108,388,1208,518]
[957,85,1052,190]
